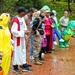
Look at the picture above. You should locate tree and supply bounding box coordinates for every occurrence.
[68,0,71,12]
[0,0,3,12]
[33,0,36,7]
[3,0,18,12]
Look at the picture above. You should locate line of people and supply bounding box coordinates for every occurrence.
[0,5,69,75]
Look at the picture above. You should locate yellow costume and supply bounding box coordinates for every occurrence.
[0,13,12,75]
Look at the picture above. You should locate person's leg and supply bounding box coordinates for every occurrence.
[55,28,64,42]
[22,40,33,72]
[46,36,50,53]
[12,47,23,74]
[33,35,43,65]
[53,29,56,42]
[26,35,31,56]
[53,29,57,45]
[54,28,61,39]
[49,28,53,52]
[58,29,65,48]
[30,35,34,59]
[39,47,44,61]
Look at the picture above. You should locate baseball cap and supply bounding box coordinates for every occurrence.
[17,7,26,13]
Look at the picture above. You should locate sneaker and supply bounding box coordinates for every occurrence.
[24,64,32,67]
[53,41,57,45]
[22,66,33,72]
[23,63,32,67]
[59,39,64,42]
[42,53,44,57]
[30,56,34,60]
[13,69,22,74]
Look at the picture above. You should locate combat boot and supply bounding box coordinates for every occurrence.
[34,57,42,65]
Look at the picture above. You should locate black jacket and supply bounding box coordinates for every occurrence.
[32,14,44,35]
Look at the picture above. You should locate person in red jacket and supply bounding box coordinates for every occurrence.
[44,11,53,53]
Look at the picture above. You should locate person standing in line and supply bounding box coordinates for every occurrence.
[44,10,53,53]
[24,8,34,59]
[59,11,69,35]
[50,12,64,44]
[59,11,69,47]
[0,13,12,75]
[11,7,33,74]
[30,9,38,60]
[32,9,46,65]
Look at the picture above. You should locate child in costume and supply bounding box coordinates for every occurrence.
[50,12,64,46]
[0,13,12,75]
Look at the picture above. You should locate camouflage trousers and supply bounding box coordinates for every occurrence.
[33,35,42,58]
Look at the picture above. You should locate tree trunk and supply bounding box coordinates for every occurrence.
[0,0,3,12]
[56,0,61,1]
[33,0,36,8]
[68,0,71,12]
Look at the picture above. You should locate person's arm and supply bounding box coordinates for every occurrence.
[11,22,25,38]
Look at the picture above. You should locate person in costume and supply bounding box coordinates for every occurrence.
[32,8,46,65]
[11,7,33,74]
[50,12,64,47]
[59,20,75,48]
[43,5,53,53]
[59,11,69,35]
[0,13,12,75]
[59,11,69,47]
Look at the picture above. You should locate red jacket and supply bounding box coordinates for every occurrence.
[44,17,52,36]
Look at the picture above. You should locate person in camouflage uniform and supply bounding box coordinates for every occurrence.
[32,9,46,65]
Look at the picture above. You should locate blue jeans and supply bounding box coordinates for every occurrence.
[30,34,34,56]
[53,28,62,41]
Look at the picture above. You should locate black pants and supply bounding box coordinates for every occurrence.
[39,47,46,58]
[46,36,50,52]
